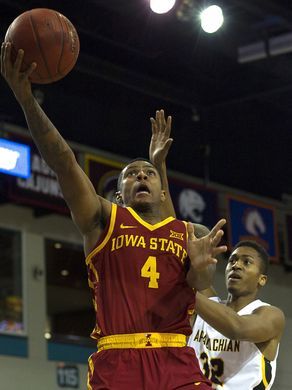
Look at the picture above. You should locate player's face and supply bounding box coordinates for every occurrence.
[225,246,267,296]
[119,161,165,209]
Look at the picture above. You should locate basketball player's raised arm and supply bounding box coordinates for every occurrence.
[0,43,111,236]
[189,224,218,292]
[195,292,285,343]
[149,109,176,219]
[186,220,227,290]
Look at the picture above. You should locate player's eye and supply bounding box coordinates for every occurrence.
[147,169,156,176]
[127,170,137,177]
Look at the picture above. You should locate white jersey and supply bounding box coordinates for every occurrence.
[188,298,278,390]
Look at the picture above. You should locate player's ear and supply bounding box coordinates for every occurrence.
[160,190,166,202]
[115,191,124,205]
[259,274,267,287]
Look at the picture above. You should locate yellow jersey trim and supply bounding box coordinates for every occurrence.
[86,203,117,265]
[262,354,269,388]
[87,278,95,289]
[87,354,94,390]
[127,207,175,231]
[97,332,186,351]
[183,220,188,240]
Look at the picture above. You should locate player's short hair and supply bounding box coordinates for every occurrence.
[232,240,269,274]
[117,157,162,191]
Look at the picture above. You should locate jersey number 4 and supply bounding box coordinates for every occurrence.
[141,256,160,288]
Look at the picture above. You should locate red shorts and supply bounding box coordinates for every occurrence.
[87,346,211,390]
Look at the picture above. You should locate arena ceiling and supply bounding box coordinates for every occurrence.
[1,0,292,200]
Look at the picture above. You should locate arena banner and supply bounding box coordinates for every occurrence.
[0,133,74,214]
[84,153,126,202]
[168,178,218,229]
[227,195,279,262]
[85,154,219,228]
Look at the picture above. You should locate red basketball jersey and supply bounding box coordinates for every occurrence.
[86,203,196,339]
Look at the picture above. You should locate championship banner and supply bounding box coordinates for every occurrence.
[0,133,74,215]
[227,195,279,262]
[169,178,218,229]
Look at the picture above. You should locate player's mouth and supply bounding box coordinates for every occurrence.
[135,183,150,196]
[228,272,242,281]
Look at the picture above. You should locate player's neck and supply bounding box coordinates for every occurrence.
[226,292,258,312]
[136,210,162,224]
[131,203,162,224]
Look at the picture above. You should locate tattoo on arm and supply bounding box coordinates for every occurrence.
[23,97,71,169]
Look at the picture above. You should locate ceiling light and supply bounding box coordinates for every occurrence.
[200,5,224,33]
[150,0,176,14]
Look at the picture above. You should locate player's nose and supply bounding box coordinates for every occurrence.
[137,170,148,180]
[231,259,242,269]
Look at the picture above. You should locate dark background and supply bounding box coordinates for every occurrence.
[1,0,292,199]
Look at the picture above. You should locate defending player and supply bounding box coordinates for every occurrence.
[188,240,285,389]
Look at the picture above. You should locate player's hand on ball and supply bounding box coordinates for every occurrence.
[1,42,35,104]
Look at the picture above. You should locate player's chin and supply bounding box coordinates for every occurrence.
[226,281,241,294]
[131,200,152,212]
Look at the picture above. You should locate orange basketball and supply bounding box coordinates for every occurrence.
[4,8,80,84]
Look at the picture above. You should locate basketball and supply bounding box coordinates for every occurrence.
[4,8,80,84]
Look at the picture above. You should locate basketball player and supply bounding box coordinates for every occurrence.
[188,240,285,389]
[1,43,228,389]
